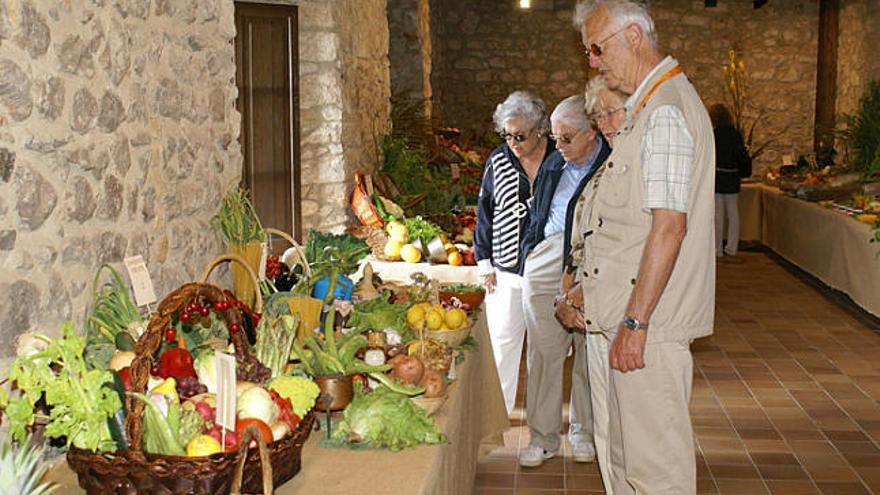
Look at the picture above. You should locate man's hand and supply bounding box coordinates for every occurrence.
[555,298,585,331]
[481,272,497,294]
[610,326,647,372]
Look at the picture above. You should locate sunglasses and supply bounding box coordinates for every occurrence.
[589,106,625,121]
[586,26,627,57]
[549,129,584,145]
[499,129,534,143]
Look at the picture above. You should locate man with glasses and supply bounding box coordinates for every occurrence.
[573,1,716,494]
[517,94,610,467]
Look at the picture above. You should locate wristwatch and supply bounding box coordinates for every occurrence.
[622,315,649,331]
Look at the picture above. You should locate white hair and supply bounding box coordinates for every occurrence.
[572,0,658,47]
[551,94,590,131]
[583,77,609,115]
[492,90,549,134]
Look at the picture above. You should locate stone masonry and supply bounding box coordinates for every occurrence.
[836,0,880,147]
[0,0,391,368]
[429,0,821,174]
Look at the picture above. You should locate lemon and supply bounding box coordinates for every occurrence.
[447,251,463,266]
[425,310,444,330]
[386,221,409,242]
[444,308,466,329]
[406,305,426,329]
[439,324,450,331]
[383,239,404,260]
[432,304,445,315]
[400,244,422,263]
[186,435,223,457]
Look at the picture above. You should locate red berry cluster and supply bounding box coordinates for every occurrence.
[266,255,282,280]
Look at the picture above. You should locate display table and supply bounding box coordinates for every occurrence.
[45,287,508,495]
[355,256,480,285]
[737,183,880,317]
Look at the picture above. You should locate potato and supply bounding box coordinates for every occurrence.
[419,368,447,399]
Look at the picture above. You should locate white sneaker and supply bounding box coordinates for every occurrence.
[518,445,557,467]
[572,442,596,463]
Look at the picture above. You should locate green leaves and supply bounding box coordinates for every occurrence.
[5,323,122,452]
[85,264,144,370]
[211,186,265,245]
[841,81,880,179]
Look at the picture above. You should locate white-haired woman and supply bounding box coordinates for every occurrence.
[554,76,627,492]
[475,90,555,416]
[517,94,610,468]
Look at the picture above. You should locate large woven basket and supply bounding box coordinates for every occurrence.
[67,256,313,494]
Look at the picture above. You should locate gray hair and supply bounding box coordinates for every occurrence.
[492,91,549,134]
[572,0,658,47]
[551,95,590,131]
[583,77,627,116]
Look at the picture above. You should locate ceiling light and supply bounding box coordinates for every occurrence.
[519,0,531,9]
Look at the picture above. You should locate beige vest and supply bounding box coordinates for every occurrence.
[580,65,716,344]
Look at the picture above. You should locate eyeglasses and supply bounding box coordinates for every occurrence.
[586,26,627,57]
[499,129,534,143]
[589,106,625,121]
[548,129,584,145]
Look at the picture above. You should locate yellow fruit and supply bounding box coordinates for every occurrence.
[439,324,450,331]
[186,435,223,457]
[383,239,404,260]
[447,251,463,266]
[425,310,444,330]
[432,304,445,315]
[400,244,422,263]
[386,220,409,242]
[406,305,426,329]
[444,308,466,329]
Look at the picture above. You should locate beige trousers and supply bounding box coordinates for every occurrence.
[608,339,695,495]
[523,234,592,452]
[586,331,613,494]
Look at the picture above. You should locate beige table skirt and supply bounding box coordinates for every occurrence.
[737,183,880,317]
[46,312,508,495]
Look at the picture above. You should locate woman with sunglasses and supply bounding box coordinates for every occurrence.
[554,76,628,492]
[475,90,556,416]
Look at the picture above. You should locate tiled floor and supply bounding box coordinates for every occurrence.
[474,251,880,494]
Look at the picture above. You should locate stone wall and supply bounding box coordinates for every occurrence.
[388,0,433,126]
[431,0,820,173]
[836,0,880,155]
[298,0,390,232]
[0,0,242,363]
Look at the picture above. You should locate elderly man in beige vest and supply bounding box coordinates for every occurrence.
[573,1,716,494]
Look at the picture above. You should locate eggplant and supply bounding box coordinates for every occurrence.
[273,264,299,292]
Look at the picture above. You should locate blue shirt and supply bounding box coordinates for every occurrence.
[543,138,602,238]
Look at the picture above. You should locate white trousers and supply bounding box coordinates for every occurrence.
[522,234,592,452]
[485,269,527,415]
[715,193,739,256]
[587,331,613,494]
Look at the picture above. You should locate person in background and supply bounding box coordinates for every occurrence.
[709,103,752,261]
[555,75,627,492]
[574,0,717,493]
[475,91,557,415]
[518,94,610,467]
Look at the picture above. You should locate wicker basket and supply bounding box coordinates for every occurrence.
[427,322,472,347]
[67,256,313,494]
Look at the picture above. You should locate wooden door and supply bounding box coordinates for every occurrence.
[234,2,302,240]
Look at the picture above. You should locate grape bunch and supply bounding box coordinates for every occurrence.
[176,375,208,400]
[266,255,282,280]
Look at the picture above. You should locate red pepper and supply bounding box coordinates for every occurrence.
[268,390,301,430]
[156,335,196,380]
[117,366,133,391]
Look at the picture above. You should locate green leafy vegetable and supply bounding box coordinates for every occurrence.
[402,216,442,246]
[304,229,369,265]
[4,323,122,452]
[329,385,445,451]
[131,393,185,456]
[346,294,412,341]
[85,265,144,370]
[268,376,320,418]
[442,283,484,293]
[211,186,265,245]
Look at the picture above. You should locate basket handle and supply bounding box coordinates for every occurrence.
[230,425,273,495]
[265,227,312,278]
[124,282,262,452]
[200,253,264,313]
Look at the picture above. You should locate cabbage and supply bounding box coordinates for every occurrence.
[268,376,320,418]
[194,349,217,394]
[330,386,445,451]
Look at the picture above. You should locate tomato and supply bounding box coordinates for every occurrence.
[164,327,177,342]
[236,418,273,446]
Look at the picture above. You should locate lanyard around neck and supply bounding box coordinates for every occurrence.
[631,65,683,120]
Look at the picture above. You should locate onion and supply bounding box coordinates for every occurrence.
[419,368,447,398]
[388,354,424,386]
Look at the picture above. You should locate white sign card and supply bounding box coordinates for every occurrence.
[258,241,269,281]
[214,352,237,448]
[450,163,461,180]
[123,255,157,307]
